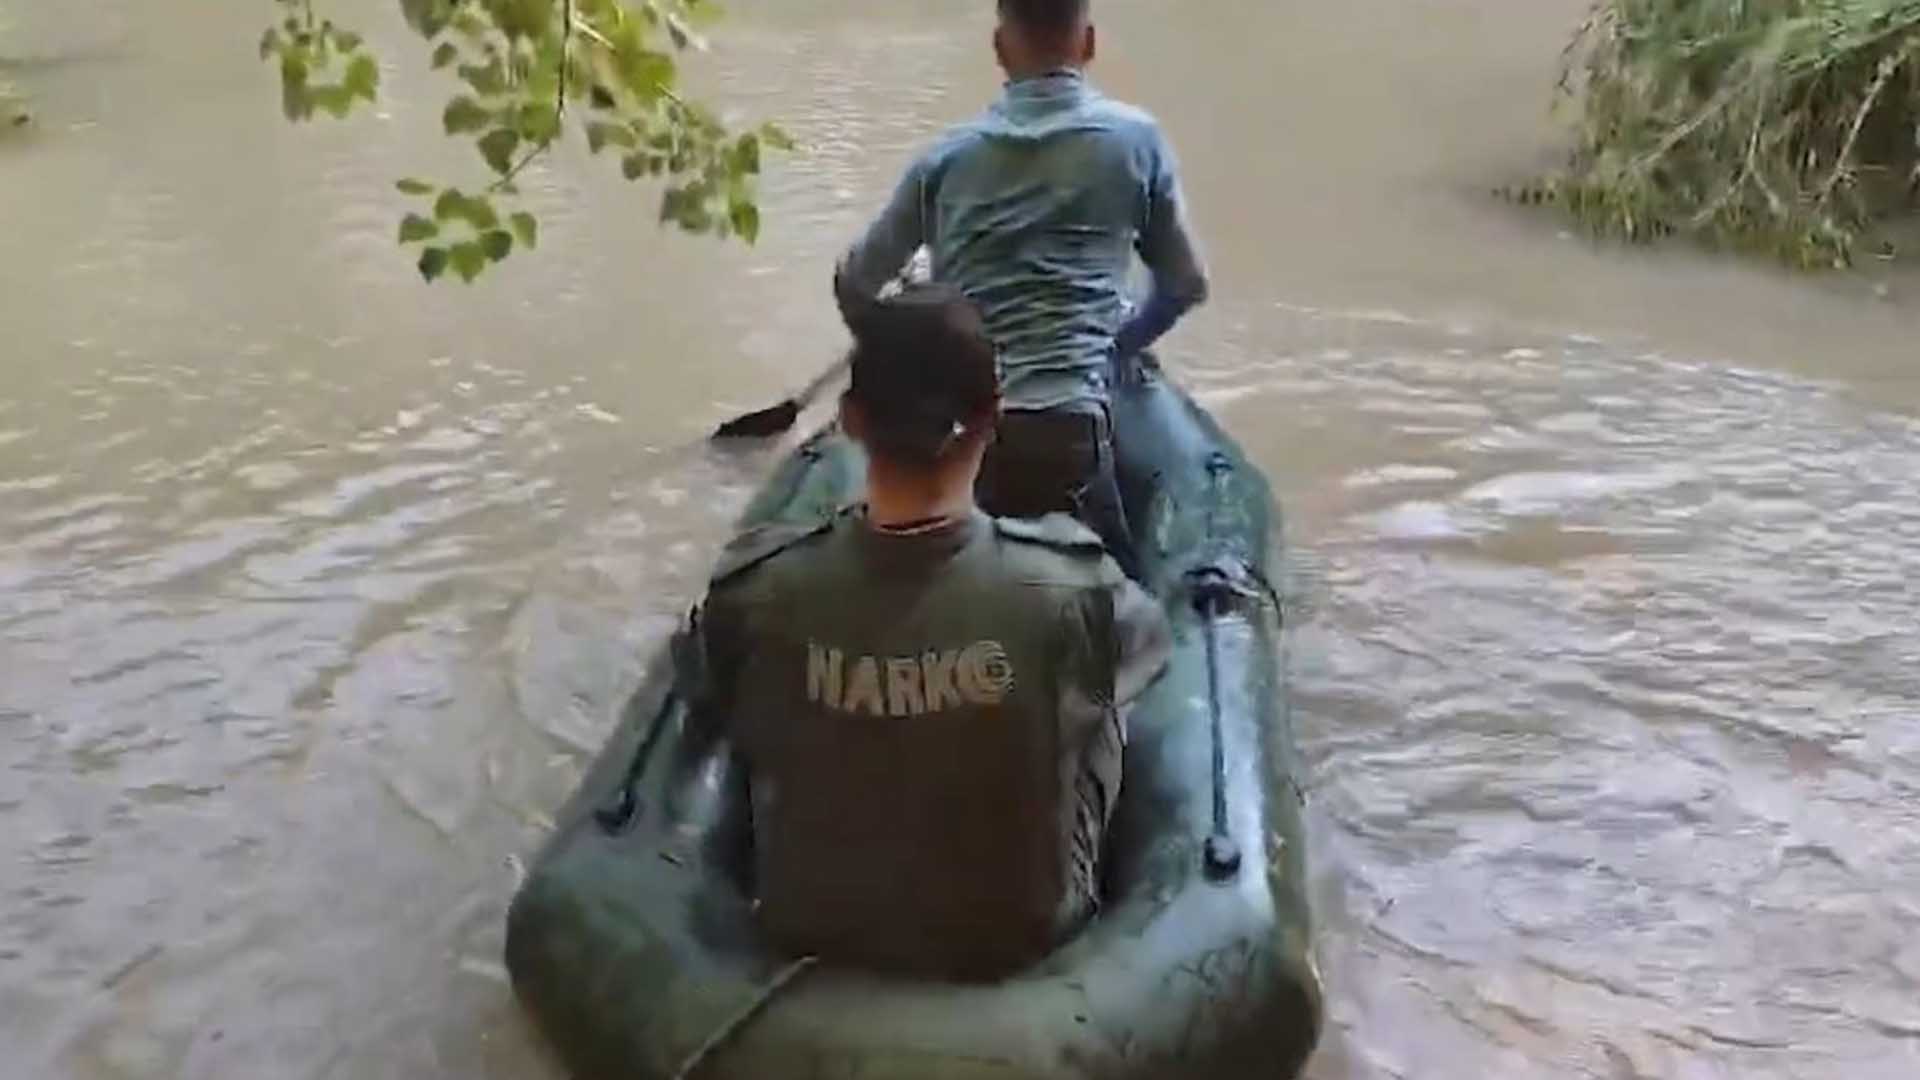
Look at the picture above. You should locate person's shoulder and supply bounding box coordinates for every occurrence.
[918,111,997,165]
[1083,88,1166,137]
[990,513,1125,586]
[709,507,851,591]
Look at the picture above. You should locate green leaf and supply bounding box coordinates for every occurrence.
[312,86,355,119]
[454,191,500,230]
[443,96,490,134]
[458,59,509,97]
[400,0,453,37]
[729,198,760,244]
[621,152,650,181]
[759,122,796,152]
[260,28,284,61]
[494,0,551,40]
[481,229,514,262]
[448,242,488,282]
[478,128,520,175]
[433,187,467,223]
[432,42,459,69]
[344,55,380,101]
[334,30,363,53]
[517,102,560,144]
[399,213,439,243]
[660,183,691,225]
[621,51,676,104]
[396,178,436,196]
[732,132,760,175]
[510,212,538,250]
[418,245,449,282]
[451,9,490,42]
[473,199,501,231]
[280,50,309,88]
[587,121,636,154]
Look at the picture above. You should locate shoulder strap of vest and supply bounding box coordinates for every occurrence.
[710,508,845,587]
[991,512,1108,556]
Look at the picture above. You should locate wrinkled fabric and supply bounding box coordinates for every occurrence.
[838,71,1209,412]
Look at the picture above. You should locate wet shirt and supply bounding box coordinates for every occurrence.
[837,71,1210,413]
[685,509,1171,977]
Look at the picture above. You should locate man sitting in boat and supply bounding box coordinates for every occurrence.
[833,0,1211,580]
[683,285,1171,979]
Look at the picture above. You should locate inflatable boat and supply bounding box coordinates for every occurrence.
[505,356,1323,1078]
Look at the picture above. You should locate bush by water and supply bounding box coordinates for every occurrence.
[1535,0,1920,267]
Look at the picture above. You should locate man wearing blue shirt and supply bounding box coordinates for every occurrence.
[836,0,1210,577]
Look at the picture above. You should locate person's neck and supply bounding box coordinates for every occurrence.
[1004,58,1083,83]
[864,460,977,530]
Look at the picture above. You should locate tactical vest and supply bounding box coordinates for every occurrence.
[706,510,1124,978]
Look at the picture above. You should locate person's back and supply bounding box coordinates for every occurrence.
[687,287,1170,978]
[703,506,1151,976]
[911,75,1197,412]
[836,0,1208,575]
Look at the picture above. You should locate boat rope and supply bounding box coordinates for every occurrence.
[592,687,680,834]
[1197,592,1240,881]
[670,955,819,1079]
[1195,452,1243,881]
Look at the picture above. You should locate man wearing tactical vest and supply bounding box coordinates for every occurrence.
[834,0,1211,581]
[685,285,1171,978]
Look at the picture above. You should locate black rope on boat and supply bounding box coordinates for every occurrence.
[1196,584,1240,882]
[593,687,681,834]
[1194,452,1242,882]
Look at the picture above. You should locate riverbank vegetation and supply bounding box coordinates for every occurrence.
[261,0,787,283]
[1534,0,1920,268]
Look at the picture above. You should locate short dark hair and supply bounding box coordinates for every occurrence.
[998,0,1090,40]
[844,284,1000,467]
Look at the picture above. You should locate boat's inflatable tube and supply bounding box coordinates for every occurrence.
[505,359,1322,1078]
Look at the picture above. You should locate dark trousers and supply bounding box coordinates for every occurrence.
[976,408,1141,581]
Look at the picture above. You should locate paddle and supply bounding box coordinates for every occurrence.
[710,251,930,442]
[710,355,850,441]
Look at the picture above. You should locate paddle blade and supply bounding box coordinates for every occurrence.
[712,398,800,440]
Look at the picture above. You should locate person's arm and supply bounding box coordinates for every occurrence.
[834,155,931,322]
[1116,131,1210,360]
[1110,577,1173,710]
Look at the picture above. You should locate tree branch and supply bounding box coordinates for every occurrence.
[559,0,572,126]
[491,141,553,192]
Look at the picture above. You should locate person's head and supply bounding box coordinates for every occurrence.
[994,0,1095,78]
[840,284,1002,501]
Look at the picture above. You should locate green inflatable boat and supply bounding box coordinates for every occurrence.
[505,358,1323,1078]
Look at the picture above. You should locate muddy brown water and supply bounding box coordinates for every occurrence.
[4,1,1919,1077]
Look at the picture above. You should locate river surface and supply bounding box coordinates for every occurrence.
[4,1,1919,1077]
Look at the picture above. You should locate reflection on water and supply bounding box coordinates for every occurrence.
[4,0,1919,1077]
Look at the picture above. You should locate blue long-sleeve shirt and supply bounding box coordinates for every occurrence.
[837,70,1210,413]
